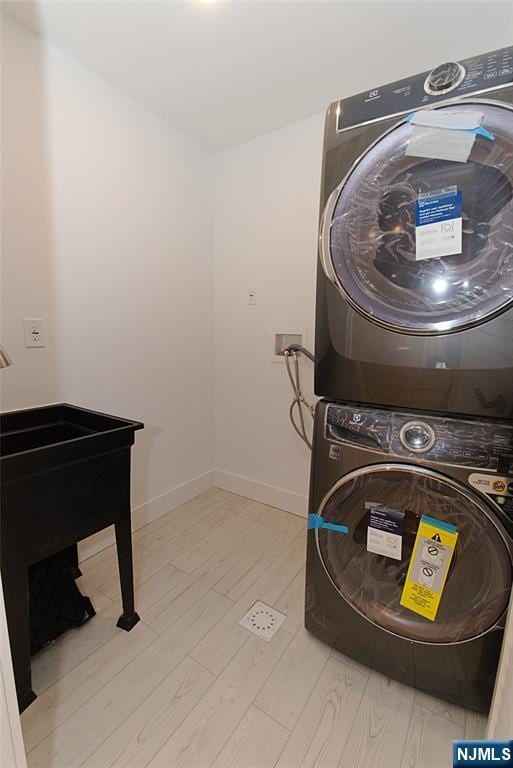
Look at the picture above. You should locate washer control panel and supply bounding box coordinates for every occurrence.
[325,402,513,471]
[336,46,513,132]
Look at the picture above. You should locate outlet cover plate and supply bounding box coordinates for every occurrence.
[246,287,257,306]
[24,318,45,348]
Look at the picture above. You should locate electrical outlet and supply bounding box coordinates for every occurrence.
[246,287,257,306]
[23,318,45,348]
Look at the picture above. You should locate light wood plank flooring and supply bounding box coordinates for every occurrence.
[21,488,487,768]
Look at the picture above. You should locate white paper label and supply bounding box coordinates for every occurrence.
[366,503,404,560]
[468,473,512,496]
[415,187,462,261]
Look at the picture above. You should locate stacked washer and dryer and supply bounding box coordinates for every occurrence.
[305,48,513,712]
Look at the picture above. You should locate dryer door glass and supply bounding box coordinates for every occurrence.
[327,102,513,334]
[316,464,512,643]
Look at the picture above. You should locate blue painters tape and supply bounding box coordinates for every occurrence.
[466,125,495,141]
[308,514,349,534]
[421,514,458,533]
[405,112,495,141]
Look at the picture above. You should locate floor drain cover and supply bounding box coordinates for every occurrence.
[238,601,286,642]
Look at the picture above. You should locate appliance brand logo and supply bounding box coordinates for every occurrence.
[468,473,512,497]
[328,445,341,461]
[364,89,381,103]
[453,740,513,767]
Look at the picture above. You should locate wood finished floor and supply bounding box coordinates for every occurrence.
[21,488,487,768]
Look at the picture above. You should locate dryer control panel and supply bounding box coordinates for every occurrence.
[336,46,513,132]
[325,402,513,472]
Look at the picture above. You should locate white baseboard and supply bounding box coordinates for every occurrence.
[78,468,306,564]
[214,469,307,518]
[78,469,215,563]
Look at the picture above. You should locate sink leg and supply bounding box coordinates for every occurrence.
[63,543,82,580]
[2,564,37,712]
[114,514,140,632]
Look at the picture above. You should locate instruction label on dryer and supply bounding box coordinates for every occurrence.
[366,503,404,560]
[400,515,458,621]
[415,187,462,261]
[468,473,513,521]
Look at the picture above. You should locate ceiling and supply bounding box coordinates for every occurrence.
[3,0,512,151]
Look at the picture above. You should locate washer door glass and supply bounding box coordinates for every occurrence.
[316,464,512,643]
[327,102,513,334]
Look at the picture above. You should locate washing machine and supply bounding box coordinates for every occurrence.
[305,399,513,712]
[315,47,513,419]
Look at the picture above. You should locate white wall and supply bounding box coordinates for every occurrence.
[5,11,511,534]
[213,114,323,515]
[1,16,214,554]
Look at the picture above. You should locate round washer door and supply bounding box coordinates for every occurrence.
[322,101,513,334]
[316,464,512,644]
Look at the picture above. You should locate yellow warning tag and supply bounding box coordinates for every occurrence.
[400,515,458,622]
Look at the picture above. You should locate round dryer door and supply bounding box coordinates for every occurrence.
[322,101,513,334]
[315,463,512,644]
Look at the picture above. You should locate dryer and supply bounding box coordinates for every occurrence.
[315,47,513,419]
[306,399,513,712]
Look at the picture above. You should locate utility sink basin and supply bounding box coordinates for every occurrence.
[1,403,142,466]
[2,417,95,455]
[0,403,143,711]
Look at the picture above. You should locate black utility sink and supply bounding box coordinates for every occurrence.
[1,403,142,461]
[0,403,143,711]
[2,417,94,456]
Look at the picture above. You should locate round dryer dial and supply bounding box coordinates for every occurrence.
[399,421,436,452]
[424,61,466,94]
